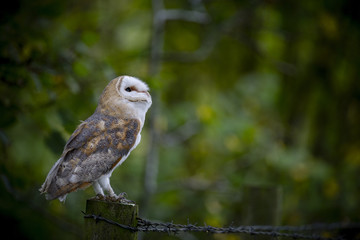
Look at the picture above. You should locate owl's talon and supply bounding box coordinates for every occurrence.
[91,194,105,201]
[117,192,135,204]
[117,192,128,199]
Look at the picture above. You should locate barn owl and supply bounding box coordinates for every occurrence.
[39,76,152,202]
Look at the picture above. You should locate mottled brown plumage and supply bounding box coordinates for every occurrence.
[40,76,151,202]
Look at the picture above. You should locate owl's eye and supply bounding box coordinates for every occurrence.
[125,87,132,92]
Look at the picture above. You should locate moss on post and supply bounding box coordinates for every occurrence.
[84,198,138,240]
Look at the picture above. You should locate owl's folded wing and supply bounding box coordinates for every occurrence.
[40,116,140,201]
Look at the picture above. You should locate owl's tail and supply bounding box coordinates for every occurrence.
[39,157,91,203]
[39,157,64,201]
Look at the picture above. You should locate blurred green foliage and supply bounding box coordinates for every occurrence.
[0,0,360,239]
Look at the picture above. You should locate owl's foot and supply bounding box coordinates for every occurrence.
[117,192,135,204]
[90,193,135,204]
[91,194,106,201]
[117,192,127,199]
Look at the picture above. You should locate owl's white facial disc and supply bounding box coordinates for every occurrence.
[117,76,152,110]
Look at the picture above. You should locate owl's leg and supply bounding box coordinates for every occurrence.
[98,176,116,197]
[93,181,104,196]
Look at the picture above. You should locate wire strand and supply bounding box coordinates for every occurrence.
[83,212,359,240]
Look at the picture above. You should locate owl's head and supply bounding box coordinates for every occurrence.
[97,76,152,118]
[116,76,151,104]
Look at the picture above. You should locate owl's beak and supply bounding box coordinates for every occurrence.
[140,91,150,98]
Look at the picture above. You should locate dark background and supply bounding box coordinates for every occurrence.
[1,0,359,239]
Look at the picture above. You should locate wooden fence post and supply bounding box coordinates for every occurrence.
[84,198,138,240]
